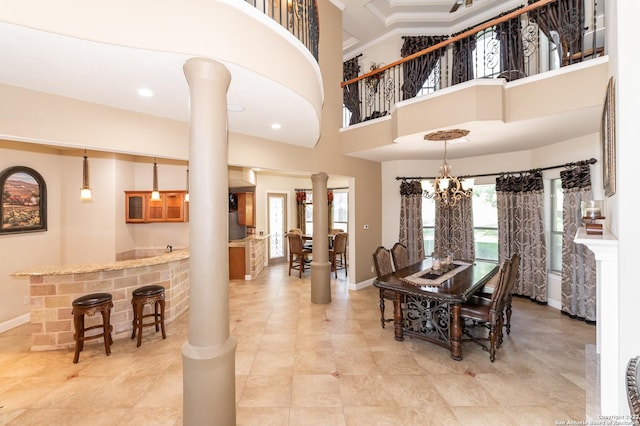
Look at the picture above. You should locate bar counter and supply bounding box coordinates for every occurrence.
[12,249,190,351]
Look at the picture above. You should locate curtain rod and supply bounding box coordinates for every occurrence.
[395,157,597,181]
[295,187,348,192]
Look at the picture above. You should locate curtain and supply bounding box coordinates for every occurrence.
[496,171,547,302]
[296,190,306,234]
[327,190,334,233]
[399,180,424,264]
[528,0,584,65]
[560,165,596,321]
[434,196,475,262]
[451,35,476,85]
[495,16,526,79]
[400,35,447,100]
[343,57,362,125]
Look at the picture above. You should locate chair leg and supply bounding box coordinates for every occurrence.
[159,299,167,340]
[101,308,112,356]
[379,289,386,328]
[489,323,497,362]
[73,313,83,364]
[505,299,513,335]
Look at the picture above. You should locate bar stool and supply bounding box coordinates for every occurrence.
[71,293,113,364]
[131,285,166,347]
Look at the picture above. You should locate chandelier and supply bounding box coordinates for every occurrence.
[423,129,474,207]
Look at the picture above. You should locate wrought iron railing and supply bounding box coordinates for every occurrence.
[246,0,319,61]
[341,0,605,127]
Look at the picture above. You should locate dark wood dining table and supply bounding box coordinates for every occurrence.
[373,259,498,360]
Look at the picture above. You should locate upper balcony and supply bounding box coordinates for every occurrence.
[0,0,323,156]
[340,0,608,162]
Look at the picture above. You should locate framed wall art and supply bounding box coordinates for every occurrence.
[0,166,47,234]
[602,76,616,197]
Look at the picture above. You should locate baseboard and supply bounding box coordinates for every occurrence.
[351,277,375,291]
[547,297,561,310]
[0,313,30,333]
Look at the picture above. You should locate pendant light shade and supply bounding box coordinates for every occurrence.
[80,151,92,201]
[151,159,161,200]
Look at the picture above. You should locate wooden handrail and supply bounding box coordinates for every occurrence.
[341,0,556,88]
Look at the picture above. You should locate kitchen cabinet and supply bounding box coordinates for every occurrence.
[237,192,255,227]
[229,246,246,279]
[125,191,188,223]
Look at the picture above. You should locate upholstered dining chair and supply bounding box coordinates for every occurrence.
[390,242,410,271]
[329,232,348,278]
[460,257,513,362]
[474,253,520,338]
[626,355,640,425]
[287,232,311,278]
[372,246,396,328]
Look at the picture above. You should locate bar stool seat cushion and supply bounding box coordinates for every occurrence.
[73,292,112,307]
[132,285,164,297]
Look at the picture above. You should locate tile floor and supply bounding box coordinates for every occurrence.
[0,263,595,425]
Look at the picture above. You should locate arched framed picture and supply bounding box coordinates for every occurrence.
[0,166,47,234]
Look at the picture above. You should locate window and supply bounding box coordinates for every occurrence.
[474,28,501,79]
[332,190,348,233]
[472,184,498,261]
[421,184,498,260]
[416,61,441,97]
[550,179,563,272]
[422,196,435,255]
[302,190,349,235]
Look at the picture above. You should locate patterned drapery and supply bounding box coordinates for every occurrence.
[560,165,596,321]
[327,190,334,232]
[495,15,526,79]
[451,35,477,85]
[343,57,362,125]
[434,196,475,262]
[400,35,448,100]
[496,171,547,302]
[399,180,424,264]
[527,0,584,65]
[296,190,307,234]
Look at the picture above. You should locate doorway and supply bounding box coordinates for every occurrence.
[267,192,287,263]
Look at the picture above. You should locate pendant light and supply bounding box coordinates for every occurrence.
[80,150,92,201]
[423,129,474,207]
[151,159,161,200]
[184,168,190,202]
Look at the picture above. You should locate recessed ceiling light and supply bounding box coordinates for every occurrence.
[137,88,154,97]
[271,123,282,130]
[227,104,244,112]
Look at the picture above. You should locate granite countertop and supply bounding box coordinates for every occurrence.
[229,234,270,247]
[11,249,190,277]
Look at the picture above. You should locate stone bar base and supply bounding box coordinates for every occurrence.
[15,251,190,351]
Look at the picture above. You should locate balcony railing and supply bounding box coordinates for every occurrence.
[246,0,319,61]
[341,0,605,127]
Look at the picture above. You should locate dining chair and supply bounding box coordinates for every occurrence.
[626,355,640,425]
[287,233,312,278]
[329,232,348,278]
[460,257,513,362]
[372,246,396,328]
[473,253,520,338]
[390,242,410,271]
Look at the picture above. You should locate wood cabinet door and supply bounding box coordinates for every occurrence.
[125,192,146,223]
[237,192,255,227]
[146,194,165,222]
[229,246,246,279]
[164,192,185,222]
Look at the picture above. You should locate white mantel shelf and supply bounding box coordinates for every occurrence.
[574,226,619,416]
[574,227,619,261]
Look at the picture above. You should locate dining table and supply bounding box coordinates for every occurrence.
[373,258,498,360]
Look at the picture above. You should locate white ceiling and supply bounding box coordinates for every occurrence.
[0,1,600,166]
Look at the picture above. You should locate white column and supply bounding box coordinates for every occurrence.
[311,172,331,303]
[574,227,619,415]
[182,58,236,426]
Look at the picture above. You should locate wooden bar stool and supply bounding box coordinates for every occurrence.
[131,285,166,347]
[71,293,113,364]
